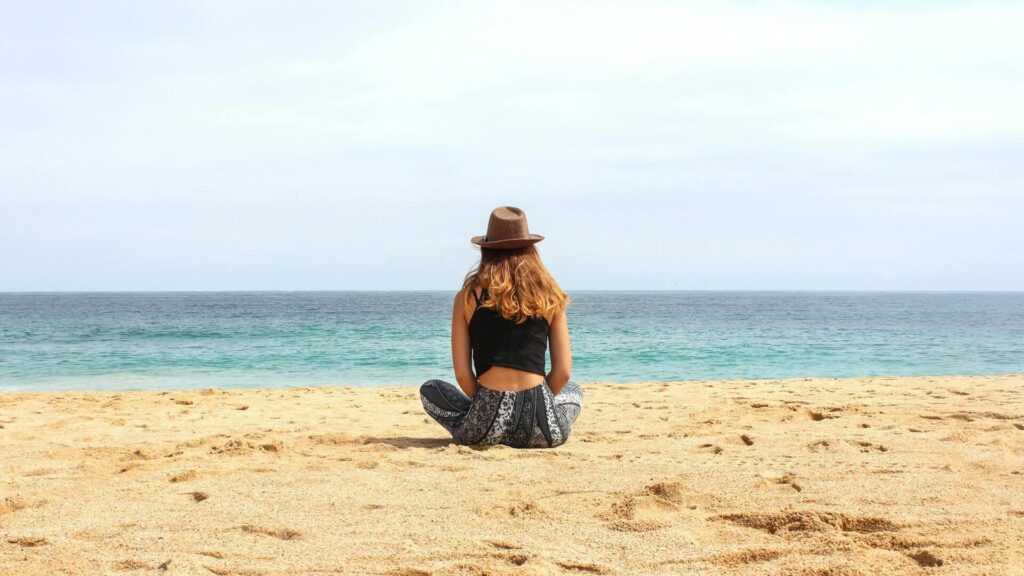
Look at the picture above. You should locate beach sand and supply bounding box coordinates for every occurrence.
[1,375,1022,575]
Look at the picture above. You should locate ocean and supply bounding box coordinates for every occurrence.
[0,291,1021,391]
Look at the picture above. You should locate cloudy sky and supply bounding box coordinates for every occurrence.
[2,1,1021,291]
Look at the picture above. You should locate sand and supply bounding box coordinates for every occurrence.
[1,375,1022,576]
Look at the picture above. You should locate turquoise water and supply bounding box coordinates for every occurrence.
[0,291,1021,391]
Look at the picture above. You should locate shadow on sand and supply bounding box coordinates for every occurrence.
[359,436,453,449]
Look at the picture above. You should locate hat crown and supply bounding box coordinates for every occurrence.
[470,206,544,249]
[485,206,530,242]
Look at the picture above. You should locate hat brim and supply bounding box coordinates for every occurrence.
[470,234,544,250]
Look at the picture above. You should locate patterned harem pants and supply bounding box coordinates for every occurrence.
[420,379,583,448]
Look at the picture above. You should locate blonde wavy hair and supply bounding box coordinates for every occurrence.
[463,246,569,324]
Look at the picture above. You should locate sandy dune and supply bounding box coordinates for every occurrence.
[1,375,1023,575]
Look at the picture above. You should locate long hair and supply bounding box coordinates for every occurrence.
[462,245,569,323]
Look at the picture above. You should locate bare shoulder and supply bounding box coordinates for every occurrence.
[454,288,476,323]
[453,288,468,313]
[546,306,568,327]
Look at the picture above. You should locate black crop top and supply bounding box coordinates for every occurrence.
[468,288,549,377]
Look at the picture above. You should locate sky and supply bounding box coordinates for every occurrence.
[2,1,1022,291]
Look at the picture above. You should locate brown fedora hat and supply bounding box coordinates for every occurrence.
[471,206,545,250]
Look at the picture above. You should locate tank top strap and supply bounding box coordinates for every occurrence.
[469,287,485,309]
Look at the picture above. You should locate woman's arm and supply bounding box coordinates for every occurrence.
[546,308,572,395]
[451,289,478,397]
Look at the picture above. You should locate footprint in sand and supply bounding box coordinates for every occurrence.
[115,559,151,570]
[797,566,867,576]
[556,561,611,574]
[210,438,283,455]
[501,554,529,566]
[118,463,142,474]
[602,481,690,532]
[770,472,803,492]
[169,470,198,483]
[714,510,898,535]
[705,547,786,567]
[507,501,545,519]
[908,550,944,567]
[6,536,48,547]
[808,410,838,421]
[853,441,889,453]
[807,439,888,454]
[118,559,169,571]
[197,551,225,559]
[806,439,832,452]
[239,525,301,540]
[0,497,42,516]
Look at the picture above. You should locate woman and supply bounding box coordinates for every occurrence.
[420,206,583,448]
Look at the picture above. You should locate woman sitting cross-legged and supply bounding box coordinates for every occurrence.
[420,206,582,448]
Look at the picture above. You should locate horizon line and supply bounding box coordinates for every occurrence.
[2,289,1022,295]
